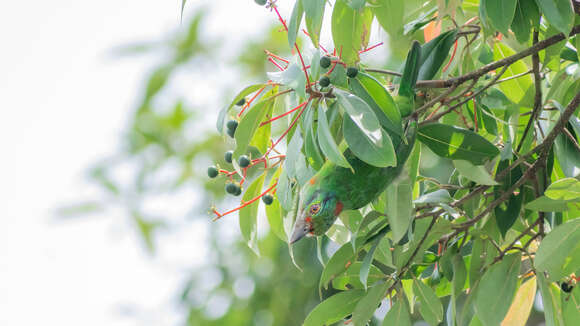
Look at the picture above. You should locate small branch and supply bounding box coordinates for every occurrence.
[364,68,402,77]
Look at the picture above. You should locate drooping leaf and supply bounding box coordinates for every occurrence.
[382,299,412,326]
[303,101,325,170]
[331,1,373,65]
[537,272,565,326]
[239,173,266,255]
[534,0,574,34]
[303,290,366,326]
[554,132,580,178]
[400,40,422,97]
[287,0,304,48]
[418,123,499,165]
[352,281,390,326]
[524,196,570,212]
[265,168,286,241]
[359,233,384,289]
[317,103,351,168]
[494,159,523,237]
[481,0,517,35]
[371,0,405,37]
[332,262,383,290]
[320,242,357,290]
[535,218,580,281]
[417,29,458,81]
[545,177,580,200]
[493,43,533,105]
[475,253,521,326]
[234,98,273,158]
[385,179,413,242]
[501,276,536,326]
[454,160,499,185]
[413,279,444,326]
[304,0,326,47]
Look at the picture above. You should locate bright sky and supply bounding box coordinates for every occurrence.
[0,1,277,325]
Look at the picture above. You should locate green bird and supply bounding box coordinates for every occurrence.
[290,41,422,244]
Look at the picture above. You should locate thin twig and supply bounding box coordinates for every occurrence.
[517,31,542,153]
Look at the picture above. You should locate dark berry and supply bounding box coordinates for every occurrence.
[207,166,219,178]
[224,150,233,163]
[234,186,242,196]
[238,155,251,168]
[344,314,352,320]
[225,183,238,195]
[226,127,236,138]
[226,119,238,131]
[318,75,330,88]
[561,282,574,293]
[320,56,331,69]
[346,66,358,78]
[254,0,267,5]
[236,97,246,106]
[262,194,274,205]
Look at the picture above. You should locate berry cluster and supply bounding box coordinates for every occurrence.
[318,54,358,89]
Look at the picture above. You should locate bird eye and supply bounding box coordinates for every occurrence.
[309,204,320,215]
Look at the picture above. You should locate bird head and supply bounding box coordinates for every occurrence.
[289,183,344,244]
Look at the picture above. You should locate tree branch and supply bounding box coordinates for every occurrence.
[517,31,542,153]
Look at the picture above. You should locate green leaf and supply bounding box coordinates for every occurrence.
[493,43,533,105]
[267,63,306,99]
[353,281,390,326]
[371,0,404,36]
[418,30,458,81]
[317,103,351,168]
[350,73,403,135]
[413,279,444,326]
[265,169,286,241]
[494,159,523,237]
[535,218,580,281]
[287,0,304,48]
[524,196,570,212]
[385,179,413,242]
[452,253,467,296]
[239,173,266,255]
[475,253,521,326]
[336,90,396,167]
[537,272,565,326]
[554,132,580,178]
[234,99,273,158]
[303,290,366,326]
[482,0,517,35]
[331,1,373,65]
[382,299,412,326]
[534,0,574,34]
[510,0,539,43]
[304,0,325,47]
[418,123,499,165]
[250,103,272,154]
[454,160,499,185]
[414,189,452,204]
[359,234,383,289]
[501,276,536,326]
[400,41,421,97]
[348,0,367,10]
[332,262,384,290]
[320,242,357,290]
[562,284,580,325]
[303,102,325,170]
[545,178,580,201]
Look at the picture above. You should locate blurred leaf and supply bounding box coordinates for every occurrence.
[303,290,366,326]
[414,189,452,204]
[481,0,517,35]
[534,0,574,34]
[353,281,390,326]
[413,278,444,326]
[239,173,266,255]
[524,196,570,212]
[303,0,325,47]
[318,102,351,168]
[475,253,521,326]
[382,299,412,326]
[56,201,104,218]
[418,123,499,165]
[535,218,580,281]
[287,0,304,48]
[331,1,373,65]
[501,276,536,326]
[268,63,306,98]
[371,0,404,37]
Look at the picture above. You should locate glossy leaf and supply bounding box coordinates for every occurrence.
[239,174,266,255]
[303,0,325,47]
[317,103,351,168]
[382,299,412,326]
[418,29,458,81]
[413,279,444,326]
[400,40,421,97]
[475,253,521,326]
[331,1,373,65]
[535,218,580,281]
[418,123,499,165]
[303,290,366,326]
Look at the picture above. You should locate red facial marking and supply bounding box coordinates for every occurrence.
[309,177,317,185]
[334,201,344,216]
[305,217,312,223]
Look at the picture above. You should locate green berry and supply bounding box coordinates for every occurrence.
[207,166,219,178]
[319,75,330,88]
[238,155,251,168]
[320,56,331,69]
[254,0,267,5]
[236,97,246,106]
[226,119,238,131]
[225,183,238,194]
[224,150,233,163]
[346,66,358,78]
[262,194,274,205]
[226,127,236,138]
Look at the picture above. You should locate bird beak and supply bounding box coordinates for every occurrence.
[290,218,308,244]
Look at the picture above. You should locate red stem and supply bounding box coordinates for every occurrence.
[260,101,307,127]
[213,180,278,220]
[238,85,267,117]
[359,42,384,54]
[265,98,310,156]
[443,40,458,73]
[268,57,285,71]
